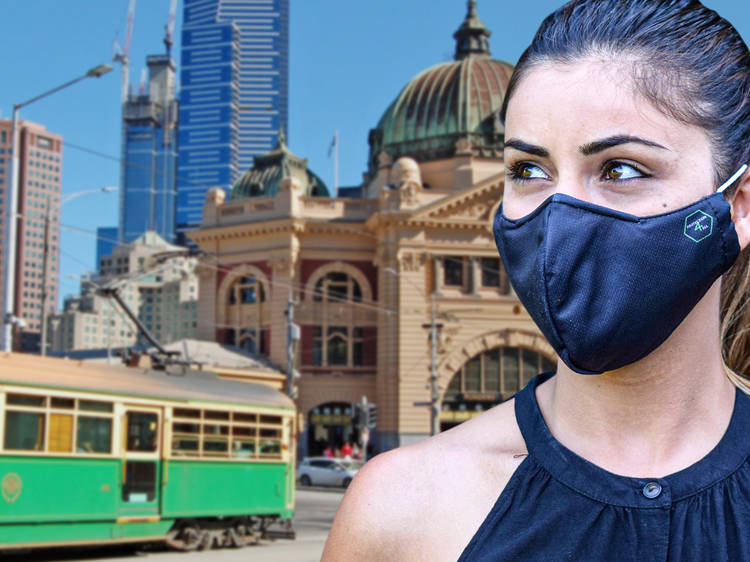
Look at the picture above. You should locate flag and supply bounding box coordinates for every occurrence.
[328,131,338,158]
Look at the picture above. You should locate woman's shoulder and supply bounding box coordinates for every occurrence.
[322,398,527,561]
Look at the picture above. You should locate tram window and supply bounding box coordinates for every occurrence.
[4,412,45,450]
[259,427,281,456]
[232,426,254,437]
[203,424,228,435]
[79,400,113,413]
[260,415,282,425]
[174,422,200,434]
[174,408,200,419]
[232,439,255,457]
[51,397,74,409]
[6,394,45,407]
[203,437,229,455]
[172,437,199,455]
[122,461,156,502]
[172,422,200,456]
[204,410,230,420]
[77,417,112,453]
[233,412,256,423]
[48,413,73,453]
[127,412,158,452]
[259,440,281,456]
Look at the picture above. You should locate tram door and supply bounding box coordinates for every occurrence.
[118,407,161,519]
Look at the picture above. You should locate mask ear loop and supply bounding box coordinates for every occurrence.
[717,163,749,194]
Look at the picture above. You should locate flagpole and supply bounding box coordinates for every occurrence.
[334,130,339,197]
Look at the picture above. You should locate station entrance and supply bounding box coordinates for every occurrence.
[440,346,556,432]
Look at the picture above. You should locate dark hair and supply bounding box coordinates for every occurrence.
[501,0,750,183]
[500,0,750,384]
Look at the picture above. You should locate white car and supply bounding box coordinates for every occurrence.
[297,457,363,488]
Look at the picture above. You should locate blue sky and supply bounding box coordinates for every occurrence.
[0,0,747,306]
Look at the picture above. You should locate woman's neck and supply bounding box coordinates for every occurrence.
[535,283,737,478]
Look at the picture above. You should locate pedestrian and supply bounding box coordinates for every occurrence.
[341,441,353,458]
[322,445,333,458]
[324,1,750,560]
[352,443,361,460]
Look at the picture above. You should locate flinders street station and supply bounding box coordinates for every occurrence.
[190,1,555,456]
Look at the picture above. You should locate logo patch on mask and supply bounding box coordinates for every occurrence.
[684,210,714,242]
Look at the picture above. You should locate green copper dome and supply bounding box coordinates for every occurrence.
[230,131,330,200]
[367,1,513,176]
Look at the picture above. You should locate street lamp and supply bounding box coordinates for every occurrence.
[385,267,442,436]
[39,186,118,356]
[2,63,114,353]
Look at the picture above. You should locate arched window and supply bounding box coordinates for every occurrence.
[445,347,556,399]
[313,272,362,303]
[440,347,555,432]
[228,276,266,305]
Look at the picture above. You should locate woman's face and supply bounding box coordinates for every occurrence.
[502,58,717,220]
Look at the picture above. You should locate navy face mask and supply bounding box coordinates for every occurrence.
[494,165,746,374]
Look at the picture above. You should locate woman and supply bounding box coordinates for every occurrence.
[323,1,750,560]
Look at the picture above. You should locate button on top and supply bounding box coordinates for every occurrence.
[642,482,662,499]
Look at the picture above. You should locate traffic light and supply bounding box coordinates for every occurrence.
[366,403,377,429]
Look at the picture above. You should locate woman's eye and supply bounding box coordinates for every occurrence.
[509,163,548,181]
[602,162,645,181]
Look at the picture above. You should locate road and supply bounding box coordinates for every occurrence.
[6,487,344,562]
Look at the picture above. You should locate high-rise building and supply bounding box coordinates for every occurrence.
[0,119,62,352]
[96,226,118,264]
[51,231,199,353]
[177,0,289,242]
[119,55,179,244]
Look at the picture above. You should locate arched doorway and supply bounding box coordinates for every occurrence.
[307,402,358,457]
[440,347,556,432]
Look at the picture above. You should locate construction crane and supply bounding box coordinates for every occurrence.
[164,0,178,58]
[112,0,137,104]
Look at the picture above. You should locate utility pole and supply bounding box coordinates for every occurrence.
[40,195,52,355]
[285,288,300,399]
[428,292,441,436]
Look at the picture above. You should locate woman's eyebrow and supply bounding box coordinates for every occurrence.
[504,139,550,158]
[579,136,670,155]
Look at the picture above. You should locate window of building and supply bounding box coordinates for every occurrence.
[311,326,366,367]
[236,327,267,355]
[481,257,511,294]
[228,275,265,304]
[444,257,464,287]
[313,272,362,302]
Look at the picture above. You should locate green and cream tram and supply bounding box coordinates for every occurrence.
[0,353,296,551]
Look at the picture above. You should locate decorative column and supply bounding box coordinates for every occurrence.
[433,255,443,295]
[470,256,481,295]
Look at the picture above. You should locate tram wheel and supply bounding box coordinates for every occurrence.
[167,521,202,551]
[198,529,213,550]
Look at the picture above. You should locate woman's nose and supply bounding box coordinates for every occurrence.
[554,173,589,202]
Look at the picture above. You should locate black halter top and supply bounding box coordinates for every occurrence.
[458,373,750,561]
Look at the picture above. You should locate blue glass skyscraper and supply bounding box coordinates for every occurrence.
[177,0,289,241]
[119,55,179,244]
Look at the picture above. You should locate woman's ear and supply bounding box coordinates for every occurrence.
[730,168,750,250]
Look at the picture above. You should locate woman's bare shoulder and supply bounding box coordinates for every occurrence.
[322,398,526,562]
